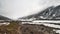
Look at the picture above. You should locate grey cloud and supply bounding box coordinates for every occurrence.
[0,0,60,19]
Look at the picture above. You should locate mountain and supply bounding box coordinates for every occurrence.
[19,5,60,20]
[0,15,11,20]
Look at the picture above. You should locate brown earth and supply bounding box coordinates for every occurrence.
[21,24,56,34]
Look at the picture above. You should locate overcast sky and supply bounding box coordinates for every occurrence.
[0,0,60,19]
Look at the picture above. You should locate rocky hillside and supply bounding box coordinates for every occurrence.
[19,5,60,20]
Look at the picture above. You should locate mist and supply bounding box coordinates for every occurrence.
[0,0,60,19]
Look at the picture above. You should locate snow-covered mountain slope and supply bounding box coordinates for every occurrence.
[19,5,60,20]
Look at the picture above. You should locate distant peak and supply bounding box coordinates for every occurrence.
[0,15,11,20]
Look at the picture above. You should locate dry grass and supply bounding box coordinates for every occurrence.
[0,21,57,34]
[0,21,22,34]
